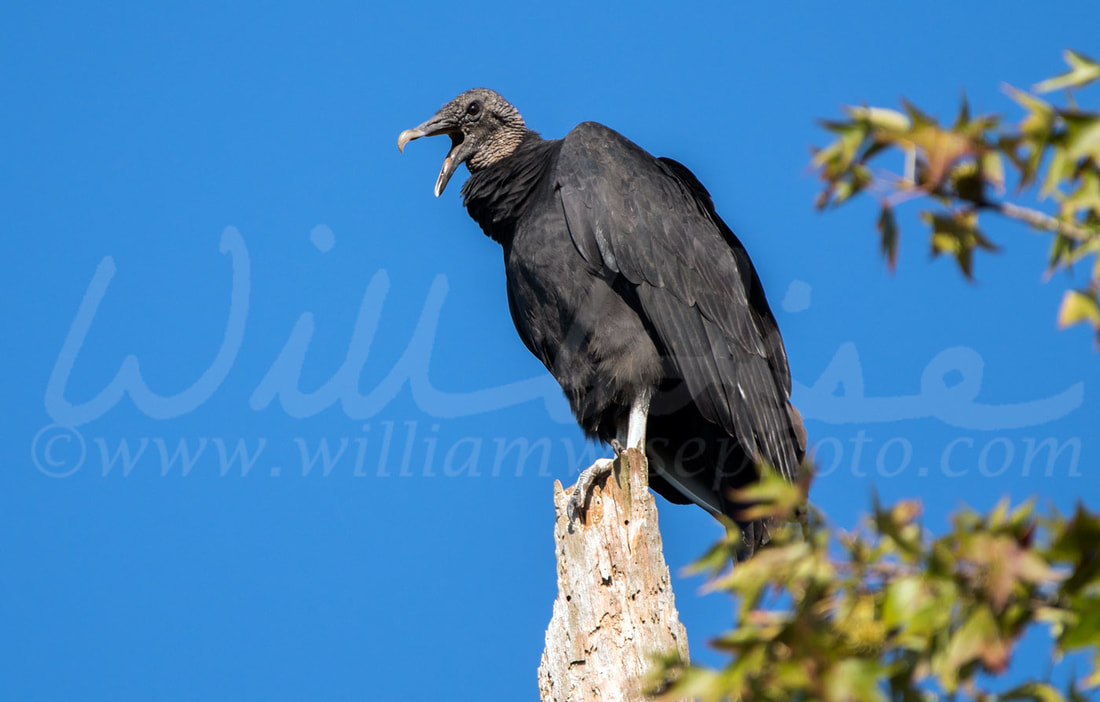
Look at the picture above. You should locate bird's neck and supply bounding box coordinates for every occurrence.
[467,122,528,171]
[462,131,560,245]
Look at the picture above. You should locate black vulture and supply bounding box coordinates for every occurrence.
[399,89,805,554]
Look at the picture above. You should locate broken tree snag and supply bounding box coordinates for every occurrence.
[538,449,690,702]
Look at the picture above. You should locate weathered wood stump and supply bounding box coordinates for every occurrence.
[538,449,689,702]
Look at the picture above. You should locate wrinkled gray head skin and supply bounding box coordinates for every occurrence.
[398,88,527,196]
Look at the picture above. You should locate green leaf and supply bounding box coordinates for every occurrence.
[872,495,923,557]
[1004,84,1054,125]
[847,105,912,134]
[1042,145,1074,198]
[882,576,944,639]
[1062,111,1100,162]
[938,606,1009,689]
[1084,653,1100,689]
[878,204,899,271]
[823,659,889,702]
[1034,50,1100,94]
[813,119,871,171]
[951,161,985,203]
[685,538,736,577]
[923,210,999,279]
[1047,505,1100,594]
[1047,233,1079,272]
[982,150,1006,193]
[649,665,725,702]
[1003,87,1056,181]
[905,123,977,190]
[1062,168,1100,220]
[729,463,806,521]
[830,164,873,208]
[1001,681,1067,702]
[1056,289,1100,329]
[668,483,1100,700]
[1059,594,1100,649]
[901,97,937,130]
[954,92,971,130]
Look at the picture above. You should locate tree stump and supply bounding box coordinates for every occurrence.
[538,449,690,702]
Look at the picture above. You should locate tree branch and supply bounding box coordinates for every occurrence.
[979,199,1100,242]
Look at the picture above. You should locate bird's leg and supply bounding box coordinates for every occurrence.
[569,388,655,524]
[626,386,653,451]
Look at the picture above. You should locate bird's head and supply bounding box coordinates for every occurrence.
[398,88,527,197]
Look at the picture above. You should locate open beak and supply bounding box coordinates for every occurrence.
[398,113,465,197]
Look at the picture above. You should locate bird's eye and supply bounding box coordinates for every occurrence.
[466,101,481,117]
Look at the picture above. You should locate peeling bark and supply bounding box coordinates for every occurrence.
[538,449,689,702]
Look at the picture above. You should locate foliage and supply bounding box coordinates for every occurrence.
[646,469,1100,701]
[642,50,1100,701]
[811,50,1100,344]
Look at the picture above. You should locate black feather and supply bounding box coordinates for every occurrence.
[455,106,804,533]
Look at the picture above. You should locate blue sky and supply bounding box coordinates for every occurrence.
[3,2,1098,699]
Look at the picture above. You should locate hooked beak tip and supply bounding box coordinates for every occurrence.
[397,128,424,153]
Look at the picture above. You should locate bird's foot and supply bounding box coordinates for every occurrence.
[610,439,625,457]
[568,458,615,524]
[735,519,773,562]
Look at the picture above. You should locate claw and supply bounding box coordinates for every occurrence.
[610,439,624,457]
[568,457,615,525]
[736,519,774,561]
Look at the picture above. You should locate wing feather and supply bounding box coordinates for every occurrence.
[556,122,800,480]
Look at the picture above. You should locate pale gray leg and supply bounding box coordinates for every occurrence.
[569,388,654,523]
[626,387,653,451]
